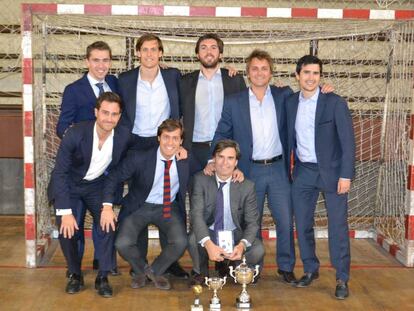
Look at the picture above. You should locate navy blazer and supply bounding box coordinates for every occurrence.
[286,90,356,191]
[49,120,132,211]
[56,73,119,138]
[179,68,246,150]
[118,67,181,131]
[102,148,190,222]
[211,86,293,176]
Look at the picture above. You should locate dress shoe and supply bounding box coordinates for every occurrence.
[335,280,349,300]
[95,276,113,298]
[189,270,205,287]
[65,273,84,294]
[296,272,319,288]
[131,274,147,289]
[145,268,171,290]
[93,259,99,270]
[277,269,297,285]
[165,261,189,279]
[110,267,121,276]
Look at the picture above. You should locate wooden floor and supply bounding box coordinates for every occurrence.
[0,216,413,311]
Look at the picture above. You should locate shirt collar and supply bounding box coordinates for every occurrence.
[138,66,162,83]
[215,174,232,185]
[248,85,271,100]
[299,87,320,103]
[87,73,105,85]
[157,146,176,163]
[198,67,222,80]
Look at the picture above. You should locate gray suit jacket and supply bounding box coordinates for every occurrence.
[190,172,259,245]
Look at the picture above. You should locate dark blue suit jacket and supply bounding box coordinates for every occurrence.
[117,67,181,131]
[56,73,119,138]
[211,86,293,176]
[102,148,190,222]
[286,90,355,191]
[49,120,132,211]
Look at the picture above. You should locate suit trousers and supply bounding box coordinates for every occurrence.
[115,203,187,276]
[188,229,265,276]
[189,142,211,176]
[292,161,350,282]
[248,159,296,272]
[57,178,115,275]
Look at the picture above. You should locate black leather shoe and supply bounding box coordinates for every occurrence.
[110,267,121,276]
[277,269,297,285]
[95,276,113,298]
[93,259,99,270]
[215,261,229,278]
[131,274,147,289]
[189,270,205,287]
[165,261,189,279]
[65,273,84,294]
[335,280,349,300]
[296,272,319,288]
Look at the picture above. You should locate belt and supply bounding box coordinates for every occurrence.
[251,155,282,165]
[192,141,212,147]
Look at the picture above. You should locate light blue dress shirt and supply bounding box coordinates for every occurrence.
[145,147,179,204]
[193,69,224,142]
[87,74,111,97]
[295,88,319,163]
[249,86,283,160]
[133,68,170,137]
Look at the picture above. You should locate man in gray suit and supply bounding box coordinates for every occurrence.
[189,140,264,285]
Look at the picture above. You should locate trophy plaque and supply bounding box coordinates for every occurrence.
[190,284,204,311]
[229,256,260,310]
[205,276,226,311]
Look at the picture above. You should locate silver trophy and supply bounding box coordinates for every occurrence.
[190,284,204,311]
[229,256,260,310]
[205,276,226,310]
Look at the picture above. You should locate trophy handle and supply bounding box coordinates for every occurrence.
[229,266,237,283]
[221,276,227,288]
[252,265,260,282]
[204,277,209,287]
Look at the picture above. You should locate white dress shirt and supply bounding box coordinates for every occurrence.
[87,73,111,97]
[133,68,170,137]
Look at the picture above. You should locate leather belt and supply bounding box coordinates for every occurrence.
[192,141,212,147]
[252,154,282,165]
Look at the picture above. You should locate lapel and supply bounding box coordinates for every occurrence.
[127,67,140,123]
[188,70,200,125]
[207,175,219,216]
[291,92,300,144]
[314,89,327,137]
[176,158,187,198]
[270,86,283,133]
[110,126,121,166]
[143,148,158,196]
[81,121,94,170]
[80,74,97,103]
[229,182,240,227]
[239,90,253,146]
[160,68,174,108]
[220,68,231,94]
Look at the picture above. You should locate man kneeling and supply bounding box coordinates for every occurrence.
[101,119,189,290]
[189,139,265,285]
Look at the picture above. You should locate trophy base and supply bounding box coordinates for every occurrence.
[209,303,221,311]
[191,305,204,311]
[236,299,251,310]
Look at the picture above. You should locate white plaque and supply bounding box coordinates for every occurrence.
[218,230,234,254]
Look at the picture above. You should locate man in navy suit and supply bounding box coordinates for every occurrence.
[180,33,246,175]
[56,41,119,274]
[117,34,188,278]
[101,119,189,291]
[286,55,355,299]
[49,92,131,297]
[208,49,297,285]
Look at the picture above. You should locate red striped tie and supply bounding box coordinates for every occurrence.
[162,160,173,220]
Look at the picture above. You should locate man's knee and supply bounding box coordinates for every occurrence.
[247,240,265,265]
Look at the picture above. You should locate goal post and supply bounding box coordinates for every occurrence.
[21,3,414,267]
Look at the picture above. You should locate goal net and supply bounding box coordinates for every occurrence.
[26,8,413,265]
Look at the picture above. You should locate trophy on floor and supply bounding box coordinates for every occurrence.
[190,284,204,311]
[229,256,260,310]
[205,276,226,311]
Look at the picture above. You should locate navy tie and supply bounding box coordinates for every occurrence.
[214,181,227,243]
[96,82,105,96]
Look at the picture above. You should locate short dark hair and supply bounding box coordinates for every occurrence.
[135,34,164,53]
[245,49,273,73]
[96,92,122,111]
[86,41,112,59]
[296,55,323,75]
[213,139,241,160]
[195,33,224,54]
[157,119,184,139]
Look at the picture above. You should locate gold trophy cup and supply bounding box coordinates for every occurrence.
[229,256,260,310]
[205,276,226,311]
[190,285,204,311]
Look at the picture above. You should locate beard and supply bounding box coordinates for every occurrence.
[199,56,220,69]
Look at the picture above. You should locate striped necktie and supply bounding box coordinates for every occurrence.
[96,82,105,96]
[162,160,173,220]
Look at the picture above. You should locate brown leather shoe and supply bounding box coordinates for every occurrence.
[145,269,171,290]
[131,273,147,289]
